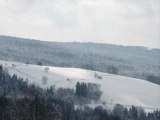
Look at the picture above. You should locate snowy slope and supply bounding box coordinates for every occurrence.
[0,60,160,111]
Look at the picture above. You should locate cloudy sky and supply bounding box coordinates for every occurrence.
[0,0,159,48]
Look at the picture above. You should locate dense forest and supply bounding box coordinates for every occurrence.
[0,36,160,85]
[0,65,160,120]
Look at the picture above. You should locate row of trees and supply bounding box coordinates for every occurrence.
[75,82,102,102]
[147,74,160,85]
[76,82,88,97]
[0,65,159,120]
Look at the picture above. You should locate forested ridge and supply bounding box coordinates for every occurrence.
[0,35,160,85]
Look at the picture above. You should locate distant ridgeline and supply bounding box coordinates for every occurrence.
[0,35,160,85]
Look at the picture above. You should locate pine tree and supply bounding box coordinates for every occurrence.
[76,82,80,97]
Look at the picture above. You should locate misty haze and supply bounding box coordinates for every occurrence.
[0,0,160,120]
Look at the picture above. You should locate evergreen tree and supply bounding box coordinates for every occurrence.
[76,82,80,97]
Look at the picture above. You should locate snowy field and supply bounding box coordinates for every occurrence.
[0,60,160,111]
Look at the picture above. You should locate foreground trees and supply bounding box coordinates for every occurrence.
[0,65,159,120]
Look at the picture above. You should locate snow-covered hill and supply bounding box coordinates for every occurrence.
[0,60,159,111]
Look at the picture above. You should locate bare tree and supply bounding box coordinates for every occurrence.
[42,76,48,85]
[12,64,17,68]
[94,72,102,79]
[44,67,49,73]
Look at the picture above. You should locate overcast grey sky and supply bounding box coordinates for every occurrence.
[0,0,159,48]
